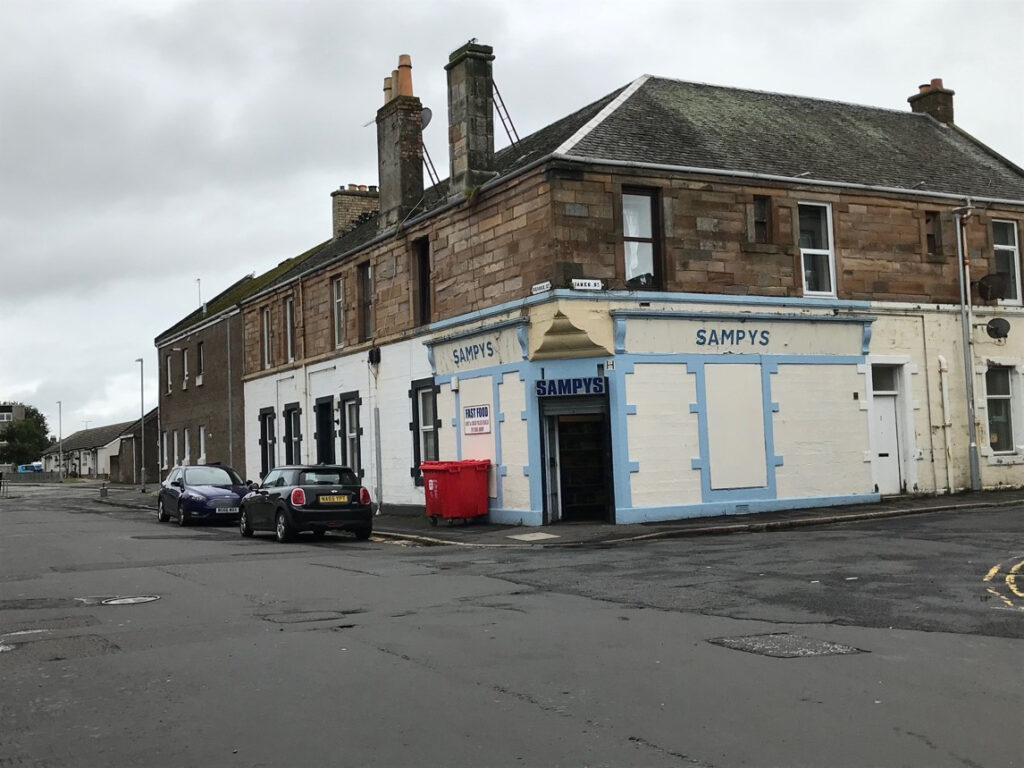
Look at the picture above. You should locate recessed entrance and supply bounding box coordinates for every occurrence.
[541,395,613,524]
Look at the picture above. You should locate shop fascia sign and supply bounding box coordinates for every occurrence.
[535,377,606,397]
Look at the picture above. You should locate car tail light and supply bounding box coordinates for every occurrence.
[359,487,371,505]
[290,488,306,506]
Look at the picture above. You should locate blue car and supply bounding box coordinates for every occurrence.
[157,464,248,526]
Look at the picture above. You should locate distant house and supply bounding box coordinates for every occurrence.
[42,421,135,479]
[111,408,160,484]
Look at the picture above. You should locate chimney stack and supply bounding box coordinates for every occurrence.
[908,78,955,124]
[331,183,379,238]
[376,54,424,231]
[445,41,496,198]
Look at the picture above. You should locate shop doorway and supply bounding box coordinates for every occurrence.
[541,397,613,524]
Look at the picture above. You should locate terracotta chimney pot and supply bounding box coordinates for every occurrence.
[383,76,392,104]
[397,55,413,97]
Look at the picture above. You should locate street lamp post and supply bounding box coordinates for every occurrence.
[135,358,146,492]
[56,400,63,480]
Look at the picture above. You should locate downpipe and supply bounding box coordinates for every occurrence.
[954,205,982,491]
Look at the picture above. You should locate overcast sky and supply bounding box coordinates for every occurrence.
[2,0,1022,441]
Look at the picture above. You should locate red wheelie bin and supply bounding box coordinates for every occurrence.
[419,459,491,526]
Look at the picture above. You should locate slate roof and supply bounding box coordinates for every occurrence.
[560,77,1024,201]
[230,75,1024,306]
[155,239,332,343]
[42,421,136,455]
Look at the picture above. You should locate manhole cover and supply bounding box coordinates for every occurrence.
[708,633,863,658]
[101,595,161,606]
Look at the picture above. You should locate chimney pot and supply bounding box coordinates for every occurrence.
[918,83,930,93]
[930,77,943,89]
[383,77,392,104]
[396,55,414,97]
[359,185,367,191]
[348,183,357,190]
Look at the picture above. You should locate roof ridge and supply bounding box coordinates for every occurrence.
[644,74,926,118]
[553,75,651,156]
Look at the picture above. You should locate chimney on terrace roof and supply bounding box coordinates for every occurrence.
[445,41,496,199]
[908,78,955,124]
[331,183,379,238]
[376,54,424,231]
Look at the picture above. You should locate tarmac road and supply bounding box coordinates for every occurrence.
[1,484,1021,767]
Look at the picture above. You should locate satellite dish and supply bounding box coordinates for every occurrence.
[421,107,432,130]
[977,273,1009,301]
[986,318,1011,339]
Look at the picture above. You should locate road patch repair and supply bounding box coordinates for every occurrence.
[708,633,864,658]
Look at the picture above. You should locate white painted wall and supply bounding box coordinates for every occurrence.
[243,337,433,509]
[626,363,701,507]
[498,371,530,511]
[772,364,872,498]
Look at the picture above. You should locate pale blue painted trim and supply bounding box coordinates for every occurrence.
[425,317,529,347]
[421,288,874,339]
[861,323,873,354]
[492,376,504,509]
[488,507,541,526]
[615,493,882,524]
[628,462,640,473]
[609,309,876,325]
[625,404,637,415]
[453,389,462,458]
[605,360,632,517]
[516,324,529,359]
[614,316,627,354]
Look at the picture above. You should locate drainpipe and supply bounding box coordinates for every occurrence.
[937,355,955,494]
[954,204,981,491]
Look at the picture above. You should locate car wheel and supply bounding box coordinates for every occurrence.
[157,498,170,523]
[239,508,253,537]
[275,511,294,543]
[177,502,189,527]
[353,526,372,541]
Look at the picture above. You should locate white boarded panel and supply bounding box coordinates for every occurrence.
[706,364,766,489]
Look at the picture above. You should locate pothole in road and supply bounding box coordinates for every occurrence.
[259,609,365,624]
[708,632,865,658]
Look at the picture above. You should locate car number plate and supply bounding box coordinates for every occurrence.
[318,494,350,504]
[216,507,239,514]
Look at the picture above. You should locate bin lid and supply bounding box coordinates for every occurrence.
[419,459,491,472]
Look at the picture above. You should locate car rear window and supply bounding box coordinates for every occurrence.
[298,469,359,486]
[184,466,242,486]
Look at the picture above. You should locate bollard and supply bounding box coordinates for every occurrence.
[100,483,108,498]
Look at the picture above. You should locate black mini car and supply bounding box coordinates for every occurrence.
[239,465,372,542]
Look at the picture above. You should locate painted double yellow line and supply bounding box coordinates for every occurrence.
[983,558,1024,609]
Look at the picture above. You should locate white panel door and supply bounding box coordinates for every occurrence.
[871,394,902,495]
[705,364,767,490]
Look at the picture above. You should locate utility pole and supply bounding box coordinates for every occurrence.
[136,358,146,492]
[56,400,62,480]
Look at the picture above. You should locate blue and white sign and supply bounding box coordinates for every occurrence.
[535,377,606,397]
[695,328,771,348]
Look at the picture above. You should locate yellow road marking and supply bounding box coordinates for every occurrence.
[987,587,1016,609]
[1007,560,1024,599]
[983,565,1000,582]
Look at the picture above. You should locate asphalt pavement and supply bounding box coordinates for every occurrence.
[36,479,1024,547]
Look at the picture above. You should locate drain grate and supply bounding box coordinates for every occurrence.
[708,632,864,658]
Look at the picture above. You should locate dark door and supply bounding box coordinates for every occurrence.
[556,414,611,522]
[259,411,276,478]
[314,398,336,464]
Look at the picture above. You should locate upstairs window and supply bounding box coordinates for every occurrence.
[622,189,661,289]
[358,262,373,342]
[925,211,942,257]
[753,196,772,244]
[332,277,345,348]
[413,237,432,326]
[284,296,295,362]
[261,307,272,369]
[798,202,836,296]
[985,366,1015,454]
[165,355,172,394]
[196,342,205,385]
[993,220,1021,304]
[182,348,189,389]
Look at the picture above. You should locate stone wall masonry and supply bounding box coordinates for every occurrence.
[242,160,1024,381]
